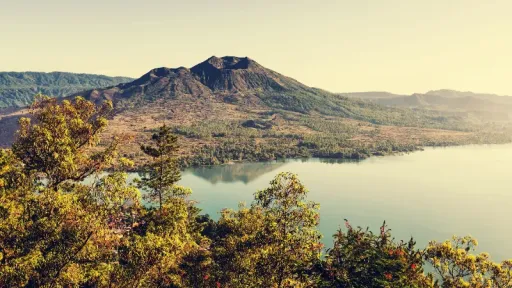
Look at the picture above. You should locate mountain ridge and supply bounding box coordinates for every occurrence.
[341,89,512,120]
[75,56,350,116]
[0,71,133,108]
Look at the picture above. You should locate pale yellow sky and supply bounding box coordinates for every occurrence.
[1,0,511,95]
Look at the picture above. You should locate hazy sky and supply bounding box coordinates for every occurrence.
[2,0,511,95]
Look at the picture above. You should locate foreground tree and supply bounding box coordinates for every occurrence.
[317,227,512,288]
[318,221,433,287]
[138,124,181,210]
[109,125,208,287]
[424,236,512,287]
[12,95,115,187]
[0,96,140,287]
[254,172,323,287]
[208,172,323,287]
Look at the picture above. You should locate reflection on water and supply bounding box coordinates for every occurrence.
[186,158,362,185]
[316,158,363,165]
[187,161,287,184]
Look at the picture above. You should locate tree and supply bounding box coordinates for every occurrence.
[319,221,432,287]
[253,172,323,287]
[208,172,322,287]
[0,96,140,287]
[109,125,209,287]
[424,236,512,287]
[138,125,181,210]
[207,204,267,287]
[12,95,115,188]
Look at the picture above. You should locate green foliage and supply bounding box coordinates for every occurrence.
[204,173,322,287]
[172,121,265,139]
[253,172,323,286]
[182,139,311,167]
[424,236,512,287]
[169,119,398,166]
[138,125,181,210]
[12,95,114,187]
[169,116,512,168]
[318,221,432,287]
[0,96,139,287]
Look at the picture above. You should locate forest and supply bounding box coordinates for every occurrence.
[1,96,511,287]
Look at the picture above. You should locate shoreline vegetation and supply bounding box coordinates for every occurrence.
[110,113,511,170]
[116,140,512,172]
[119,140,511,174]
[1,96,511,287]
[176,130,511,169]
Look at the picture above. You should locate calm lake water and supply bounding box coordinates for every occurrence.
[141,144,512,262]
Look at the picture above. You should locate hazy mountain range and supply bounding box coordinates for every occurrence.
[0,72,133,108]
[340,90,512,121]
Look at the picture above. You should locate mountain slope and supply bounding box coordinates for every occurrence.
[0,72,133,108]
[78,56,338,114]
[76,56,475,130]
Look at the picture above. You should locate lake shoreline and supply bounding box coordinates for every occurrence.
[120,140,512,173]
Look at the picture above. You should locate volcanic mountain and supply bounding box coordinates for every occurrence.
[77,56,352,116]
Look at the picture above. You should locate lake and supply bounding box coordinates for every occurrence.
[143,144,512,262]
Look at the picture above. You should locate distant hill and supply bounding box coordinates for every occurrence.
[340,91,406,99]
[426,89,512,106]
[0,72,133,108]
[342,89,512,121]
